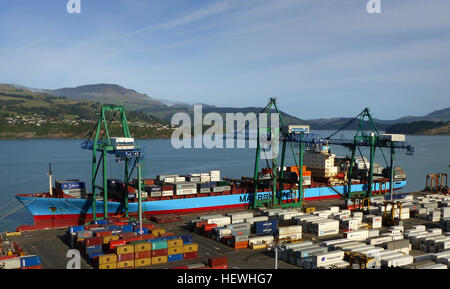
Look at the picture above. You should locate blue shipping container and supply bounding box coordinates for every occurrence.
[86,245,103,255]
[180,234,192,244]
[94,220,108,225]
[56,180,85,190]
[121,225,134,233]
[255,227,274,236]
[69,226,85,234]
[168,254,184,262]
[88,252,105,263]
[19,256,42,267]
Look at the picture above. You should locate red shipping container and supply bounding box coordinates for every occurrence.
[140,234,154,241]
[160,232,176,238]
[85,224,100,230]
[118,253,135,262]
[183,252,198,259]
[195,221,207,228]
[114,222,128,226]
[135,251,151,259]
[85,237,103,247]
[151,249,168,258]
[122,236,143,243]
[119,232,137,239]
[109,240,127,250]
[170,266,189,269]
[95,231,112,237]
[208,256,228,268]
[203,224,217,232]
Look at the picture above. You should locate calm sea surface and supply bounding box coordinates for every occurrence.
[0,131,449,231]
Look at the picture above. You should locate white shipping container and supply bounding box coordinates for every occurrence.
[311,251,344,268]
[245,216,269,225]
[0,258,21,269]
[162,190,174,196]
[329,206,340,213]
[418,264,448,269]
[248,236,274,245]
[206,216,231,225]
[345,230,369,241]
[279,233,302,241]
[381,255,413,267]
[321,238,354,248]
[279,225,302,235]
[176,188,197,195]
[367,236,393,245]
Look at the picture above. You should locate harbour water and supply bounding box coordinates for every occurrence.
[0,131,449,232]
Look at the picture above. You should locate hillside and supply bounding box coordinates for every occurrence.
[385,120,450,135]
[39,84,306,125]
[48,84,167,111]
[0,84,174,139]
[2,83,449,137]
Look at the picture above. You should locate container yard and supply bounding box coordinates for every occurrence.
[3,190,450,270]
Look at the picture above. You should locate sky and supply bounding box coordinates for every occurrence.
[0,0,449,119]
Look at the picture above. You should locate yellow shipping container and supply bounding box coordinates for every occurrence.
[249,243,267,250]
[99,263,117,269]
[135,258,152,268]
[167,238,183,248]
[151,229,166,237]
[134,242,152,253]
[168,246,182,255]
[98,254,117,265]
[151,256,168,265]
[182,243,198,253]
[116,244,134,255]
[117,260,135,268]
[103,235,119,244]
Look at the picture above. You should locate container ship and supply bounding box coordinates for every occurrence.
[16,147,407,231]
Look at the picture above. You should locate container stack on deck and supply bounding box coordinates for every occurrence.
[66,217,198,269]
[123,170,235,202]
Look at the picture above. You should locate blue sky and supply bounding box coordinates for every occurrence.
[0,0,449,119]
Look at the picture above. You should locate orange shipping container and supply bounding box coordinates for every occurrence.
[234,241,248,250]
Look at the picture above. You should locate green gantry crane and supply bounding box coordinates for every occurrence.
[252,98,308,209]
[248,101,415,210]
[82,105,144,223]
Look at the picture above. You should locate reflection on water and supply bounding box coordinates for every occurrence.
[0,131,449,231]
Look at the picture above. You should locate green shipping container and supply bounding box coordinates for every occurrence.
[151,240,168,250]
